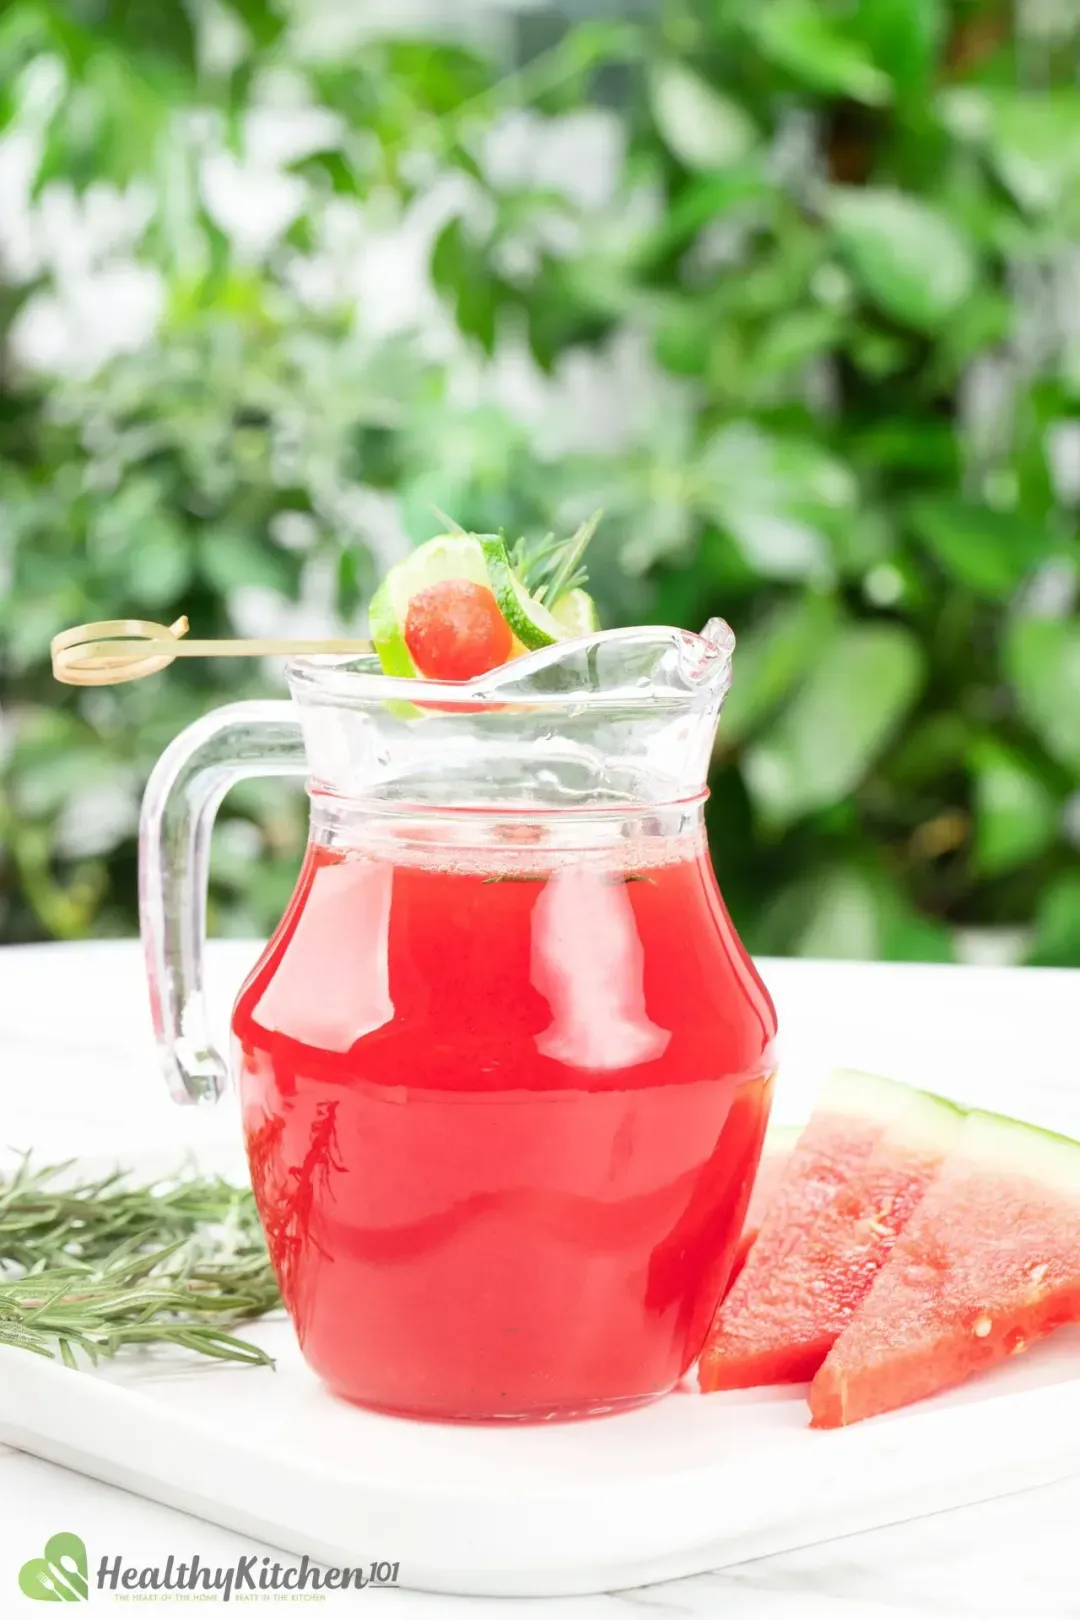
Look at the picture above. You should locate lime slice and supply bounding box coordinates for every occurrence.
[550,587,600,637]
[369,533,492,677]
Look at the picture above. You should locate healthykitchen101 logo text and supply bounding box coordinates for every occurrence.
[19,1533,400,1602]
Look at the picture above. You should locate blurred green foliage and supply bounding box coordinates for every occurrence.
[1,0,1079,962]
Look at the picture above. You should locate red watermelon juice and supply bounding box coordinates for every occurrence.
[233,820,776,1422]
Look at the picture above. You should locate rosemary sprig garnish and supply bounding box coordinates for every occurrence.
[0,1158,281,1369]
[510,510,602,604]
[429,505,603,605]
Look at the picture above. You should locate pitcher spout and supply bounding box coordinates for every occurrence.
[677,617,736,703]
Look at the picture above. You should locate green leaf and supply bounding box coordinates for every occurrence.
[123,522,194,607]
[752,308,844,378]
[930,289,1014,376]
[384,41,493,117]
[759,860,952,961]
[399,470,473,546]
[720,594,837,746]
[1027,873,1080,968]
[198,530,298,597]
[431,217,498,351]
[648,63,757,172]
[889,713,971,787]
[289,149,365,197]
[847,327,912,379]
[224,0,289,50]
[853,420,960,479]
[654,300,712,377]
[909,499,1054,598]
[7,714,115,821]
[744,622,924,825]
[878,899,955,964]
[791,864,884,959]
[987,93,1080,219]
[88,480,192,605]
[336,546,365,620]
[1006,617,1080,772]
[849,0,943,97]
[971,739,1060,877]
[828,189,977,331]
[59,4,197,76]
[749,1,893,106]
[944,89,1080,218]
[635,167,770,266]
[695,424,855,580]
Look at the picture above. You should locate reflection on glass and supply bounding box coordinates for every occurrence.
[531,866,670,1070]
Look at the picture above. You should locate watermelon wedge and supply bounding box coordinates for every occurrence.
[699,1069,911,1392]
[701,1087,963,1389]
[725,1124,798,1291]
[810,1109,1080,1428]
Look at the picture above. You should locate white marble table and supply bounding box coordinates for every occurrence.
[1,941,1078,1618]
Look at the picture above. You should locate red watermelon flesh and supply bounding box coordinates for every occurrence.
[699,1070,911,1392]
[726,1126,798,1291]
[701,1089,963,1389]
[810,1109,1080,1428]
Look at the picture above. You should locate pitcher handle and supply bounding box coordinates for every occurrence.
[139,700,307,1105]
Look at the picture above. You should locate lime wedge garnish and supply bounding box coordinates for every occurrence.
[369,530,601,679]
[550,587,600,637]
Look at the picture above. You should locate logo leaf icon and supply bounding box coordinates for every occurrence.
[18,1534,88,1602]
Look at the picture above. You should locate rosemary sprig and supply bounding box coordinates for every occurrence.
[511,510,603,604]
[0,1158,281,1369]
[429,504,604,605]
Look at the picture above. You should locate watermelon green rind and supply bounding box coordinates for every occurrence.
[961,1109,1080,1190]
[816,1068,916,1123]
[883,1087,966,1150]
[809,1108,1080,1428]
[762,1122,802,1151]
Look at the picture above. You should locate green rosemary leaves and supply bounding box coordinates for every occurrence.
[0,1157,280,1369]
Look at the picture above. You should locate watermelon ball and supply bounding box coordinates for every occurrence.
[403,579,514,681]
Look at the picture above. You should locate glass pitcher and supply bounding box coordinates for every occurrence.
[140,621,777,1423]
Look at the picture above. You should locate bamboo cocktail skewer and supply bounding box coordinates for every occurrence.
[51,617,374,687]
[51,511,606,686]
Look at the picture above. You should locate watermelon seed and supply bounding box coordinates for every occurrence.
[972,1316,992,1337]
[868,1220,892,1238]
[1027,1261,1048,1286]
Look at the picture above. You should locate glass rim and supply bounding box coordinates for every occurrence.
[284,623,733,711]
[307,783,712,820]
